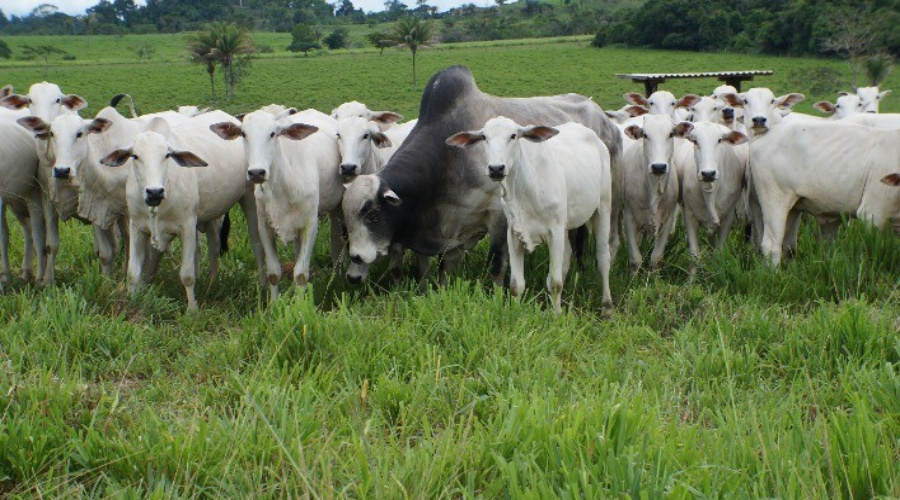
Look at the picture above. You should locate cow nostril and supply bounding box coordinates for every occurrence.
[650,163,667,174]
[701,171,716,181]
[752,116,767,124]
[247,169,266,182]
[350,255,363,265]
[53,167,71,178]
[340,164,358,176]
[346,274,362,284]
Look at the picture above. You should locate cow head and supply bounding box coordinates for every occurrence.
[625,115,684,177]
[711,85,740,124]
[624,91,700,119]
[101,119,207,207]
[722,88,804,135]
[814,93,863,119]
[854,86,891,114]
[686,96,728,124]
[331,101,403,131]
[445,116,559,181]
[604,104,648,124]
[18,114,112,182]
[676,121,747,184]
[0,83,87,123]
[342,174,401,275]
[210,111,318,184]
[336,116,392,178]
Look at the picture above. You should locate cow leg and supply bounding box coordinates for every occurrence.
[783,210,801,259]
[547,228,567,314]
[507,229,526,299]
[759,196,795,267]
[23,199,44,283]
[294,215,318,290]
[715,210,737,251]
[683,211,701,274]
[817,219,840,242]
[128,221,148,296]
[650,209,677,269]
[623,209,642,272]
[415,253,431,291]
[254,199,281,300]
[179,220,199,312]
[239,193,267,286]
[487,221,508,287]
[592,209,613,309]
[388,243,405,284]
[40,195,58,286]
[0,202,9,284]
[328,210,345,267]
[94,225,117,276]
[204,220,221,282]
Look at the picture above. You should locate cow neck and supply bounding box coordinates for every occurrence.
[502,143,545,206]
[77,135,128,229]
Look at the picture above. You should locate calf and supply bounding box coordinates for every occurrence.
[447,117,612,312]
[675,122,748,269]
[101,113,265,311]
[621,115,687,270]
[724,87,900,265]
[210,108,342,300]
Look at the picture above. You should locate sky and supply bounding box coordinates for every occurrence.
[1,0,488,18]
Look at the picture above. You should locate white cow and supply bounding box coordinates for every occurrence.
[446,117,612,313]
[603,104,648,125]
[813,93,865,119]
[0,118,44,285]
[2,82,88,285]
[674,122,749,269]
[842,112,900,129]
[624,91,700,122]
[100,113,265,311]
[854,86,891,114]
[724,87,900,265]
[331,101,403,131]
[210,108,343,301]
[621,115,687,271]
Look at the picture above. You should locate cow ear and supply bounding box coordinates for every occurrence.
[168,150,208,167]
[1,94,30,110]
[88,117,112,134]
[673,122,694,138]
[813,101,835,114]
[382,189,402,206]
[0,85,12,98]
[100,148,134,167]
[62,94,87,111]
[520,125,559,143]
[676,94,701,108]
[369,111,403,125]
[210,122,243,140]
[278,123,318,141]
[837,91,851,97]
[721,130,747,146]
[604,110,627,123]
[234,113,246,122]
[624,125,644,141]
[776,93,804,109]
[446,131,484,149]
[17,116,50,139]
[877,89,891,100]
[880,173,900,186]
[625,105,648,117]
[276,108,298,120]
[721,93,743,108]
[623,93,648,107]
[371,131,392,149]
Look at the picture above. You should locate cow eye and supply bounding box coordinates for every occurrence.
[269,131,275,138]
[509,133,516,140]
[55,98,61,103]
[132,155,139,160]
[362,133,369,140]
[240,131,246,137]
[649,101,654,106]
[771,99,775,104]
[336,133,341,139]
[75,131,83,138]
[836,104,841,108]
[360,199,373,215]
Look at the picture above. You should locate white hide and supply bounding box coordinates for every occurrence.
[841,112,900,129]
[854,86,891,114]
[726,87,900,265]
[0,118,43,285]
[447,117,613,312]
[330,101,403,131]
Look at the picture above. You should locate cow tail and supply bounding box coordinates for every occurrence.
[110,93,139,118]
[219,212,231,256]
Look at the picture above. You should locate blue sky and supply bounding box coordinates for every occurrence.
[1,0,491,18]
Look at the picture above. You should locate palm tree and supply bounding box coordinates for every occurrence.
[391,17,435,88]
[208,22,255,99]
[186,29,219,101]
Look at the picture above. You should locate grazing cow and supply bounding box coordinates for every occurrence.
[723,87,900,265]
[3,82,88,285]
[100,113,265,311]
[447,117,613,313]
[210,108,343,300]
[341,65,623,286]
[0,118,44,285]
[674,121,749,269]
[621,115,687,270]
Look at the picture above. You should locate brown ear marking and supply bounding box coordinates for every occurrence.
[210,122,243,141]
[168,150,208,167]
[1,94,30,110]
[279,123,318,141]
[62,94,88,111]
[445,131,484,149]
[521,125,559,143]
[100,148,134,167]
[880,173,900,186]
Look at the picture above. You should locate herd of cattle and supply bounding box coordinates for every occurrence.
[0,65,897,312]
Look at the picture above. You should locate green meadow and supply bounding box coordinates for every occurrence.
[0,35,898,498]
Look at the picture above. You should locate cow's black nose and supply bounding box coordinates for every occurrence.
[145,187,164,206]
[347,274,362,284]
[722,108,735,119]
[340,163,358,177]
[752,116,767,126]
[488,164,505,179]
[650,163,667,175]
[350,254,364,265]
[53,167,71,179]
[701,170,716,182]
[247,168,266,183]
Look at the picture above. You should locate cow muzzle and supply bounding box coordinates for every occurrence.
[722,108,735,122]
[346,273,363,285]
[247,168,267,184]
[53,166,72,179]
[750,116,768,132]
[145,187,165,207]
[340,163,359,178]
[650,163,668,175]
[488,164,506,180]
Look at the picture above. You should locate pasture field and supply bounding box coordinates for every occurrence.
[1,36,898,498]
